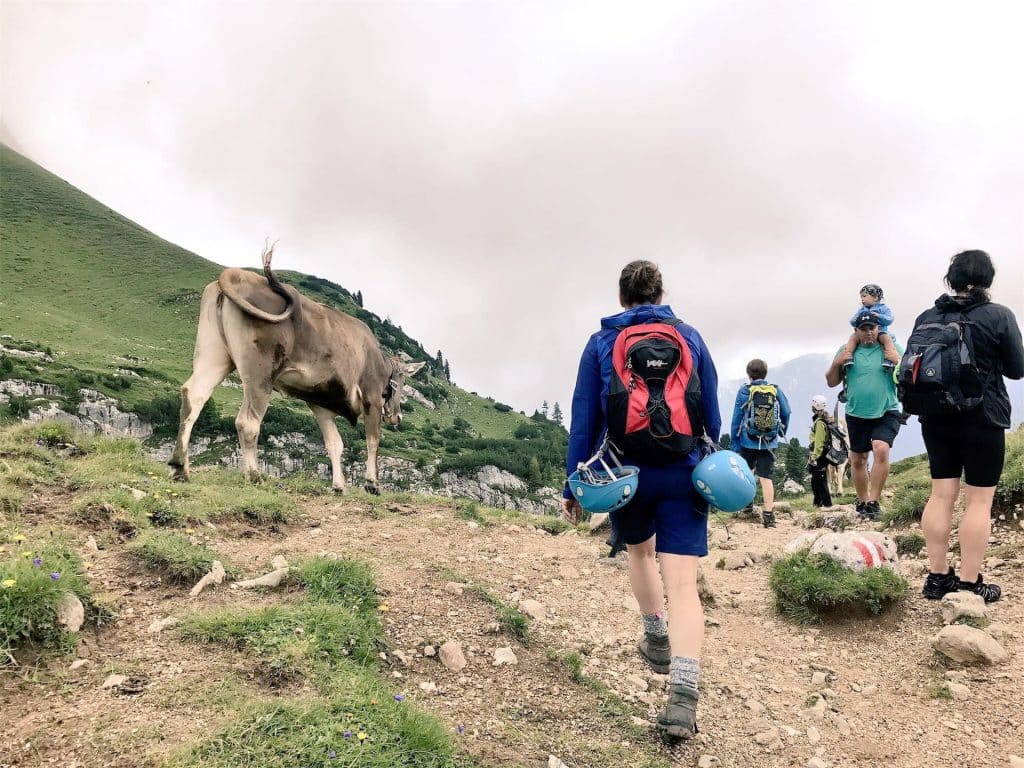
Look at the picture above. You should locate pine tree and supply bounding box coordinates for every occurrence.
[435,350,444,374]
[443,360,450,382]
[354,290,363,307]
[551,402,564,427]
[541,400,549,419]
[719,433,731,450]
[785,437,808,486]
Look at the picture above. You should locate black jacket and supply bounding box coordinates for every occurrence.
[912,294,1024,428]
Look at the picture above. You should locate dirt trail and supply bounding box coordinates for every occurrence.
[2,494,1022,768]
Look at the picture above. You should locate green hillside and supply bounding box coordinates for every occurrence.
[0,144,567,488]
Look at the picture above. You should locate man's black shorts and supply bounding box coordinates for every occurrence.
[922,417,1005,487]
[739,447,775,479]
[845,411,901,454]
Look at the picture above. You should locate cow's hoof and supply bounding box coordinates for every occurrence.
[364,482,380,496]
[332,486,346,496]
[169,465,189,483]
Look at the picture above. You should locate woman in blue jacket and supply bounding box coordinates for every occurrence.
[562,260,720,740]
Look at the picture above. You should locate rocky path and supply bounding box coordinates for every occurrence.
[2,494,1023,768]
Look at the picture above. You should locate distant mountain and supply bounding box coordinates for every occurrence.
[718,353,1024,461]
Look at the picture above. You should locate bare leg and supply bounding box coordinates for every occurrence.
[957,484,997,582]
[867,441,891,502]
[879,333,901,364]
[849,451,870,502]
[235,385,271,482]
[310,404,346,493]
[843,332,858,357]
[626,537,663,615]
[760,477,775,511]
[659,553,704,660]
[922,478,960,574]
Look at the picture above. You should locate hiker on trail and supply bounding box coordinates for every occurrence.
[907,251,1024,604]
[807,395,834,508]
[561,260,720,741]
[825,310,903,521]
[729,359,791,528]
[841,284,901,374]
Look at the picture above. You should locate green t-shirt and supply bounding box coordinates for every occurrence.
[836,343,902,419]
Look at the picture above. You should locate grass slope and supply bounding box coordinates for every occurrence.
[0,144,566,485]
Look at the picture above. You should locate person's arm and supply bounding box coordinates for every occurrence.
[875,303,894,326]
[1000,309,1024,380]
[777,388,792,437]
[731,386,747,441]
[691,332,721,441]
[564,337,603,498]
[826,348,850,388]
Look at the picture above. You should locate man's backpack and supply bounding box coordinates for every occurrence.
[743,383,781,442]
[606,319,704,464]
[823,421,849,466]
[898,308,985,416]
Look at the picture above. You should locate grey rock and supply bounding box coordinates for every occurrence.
[439,641,467,672]
[940,592,987,624]
[934,625,1008,665]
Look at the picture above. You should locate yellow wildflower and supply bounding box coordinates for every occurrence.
[13,534,26,543]
[21,551,33,558]
[1,579,15,588]
[357,731,367,742]
[378,602,390,613]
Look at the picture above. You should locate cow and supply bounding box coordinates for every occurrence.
[169,244,425,494]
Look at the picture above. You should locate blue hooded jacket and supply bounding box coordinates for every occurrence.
[564,304,721,498]
[729,380,792,451]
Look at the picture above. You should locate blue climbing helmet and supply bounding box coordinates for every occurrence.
[567,438,639,513]
[692,447,756,513]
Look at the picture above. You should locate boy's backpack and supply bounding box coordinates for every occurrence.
[606,319,704,464]
[743,383,781,442]
[823,420,849,466]
[898,307,985,416]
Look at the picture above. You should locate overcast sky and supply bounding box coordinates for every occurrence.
[2,1,1022,417]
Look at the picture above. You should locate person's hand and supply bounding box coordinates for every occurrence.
[836,348,854,366]
[561,497,582,524]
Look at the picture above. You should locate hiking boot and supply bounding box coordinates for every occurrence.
[958,574,1002,604]
[637,632,670,674]
[606,529,626,558]
[855,500,867,516]
[922,567,958,600]
[657,684,698,741]
[762,510,776,528]
[859,500,880,521]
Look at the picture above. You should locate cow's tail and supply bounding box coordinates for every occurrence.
[217,242,300,324]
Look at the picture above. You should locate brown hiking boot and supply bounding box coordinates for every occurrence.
[657,684,698,741]
[637,632,670,674]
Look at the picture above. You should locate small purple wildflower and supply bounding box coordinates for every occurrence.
[50,572,60,580]
[328,749,337,759]
[32,556,42,567]
[343,730,352,739]
[457,724,465,735]
[394,694,405,702]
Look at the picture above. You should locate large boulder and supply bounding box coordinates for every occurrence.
[933,625,1008,665]
[809,531,897,572]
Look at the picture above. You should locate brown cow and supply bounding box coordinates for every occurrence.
[169,245,425,494]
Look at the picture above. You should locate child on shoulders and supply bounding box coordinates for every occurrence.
[843,283,900,367]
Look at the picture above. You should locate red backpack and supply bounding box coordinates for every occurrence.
[606,319,704,464]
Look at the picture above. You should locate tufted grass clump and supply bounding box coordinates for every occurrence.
[1,534,94,662]
[881,479,931,527]
[126,530,233,584]
[289,557,379,614]
[769,550,908,625]
[895,532,926,557]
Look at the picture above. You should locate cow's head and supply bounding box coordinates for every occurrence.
[382,360,427,426]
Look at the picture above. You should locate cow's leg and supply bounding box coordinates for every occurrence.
[235,384,272,483]
[363,407,382,495]
[170,286,234,481]
[309,404,346,494]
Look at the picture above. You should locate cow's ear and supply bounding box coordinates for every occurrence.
[403,361,427,378]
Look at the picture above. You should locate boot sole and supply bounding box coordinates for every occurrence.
[657,721,697,741]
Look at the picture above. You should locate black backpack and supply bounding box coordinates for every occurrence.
[898,307,985,416]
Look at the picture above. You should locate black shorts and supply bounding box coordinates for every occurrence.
[739,447,775,479]
[922,418,1005,487]
[845,412,901,454]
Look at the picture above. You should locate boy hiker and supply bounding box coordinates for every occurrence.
[730,359,791,527]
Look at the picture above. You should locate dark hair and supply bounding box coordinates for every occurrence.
[619,260,663,307]
[945,250,994,301]
[746,359,767,380]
